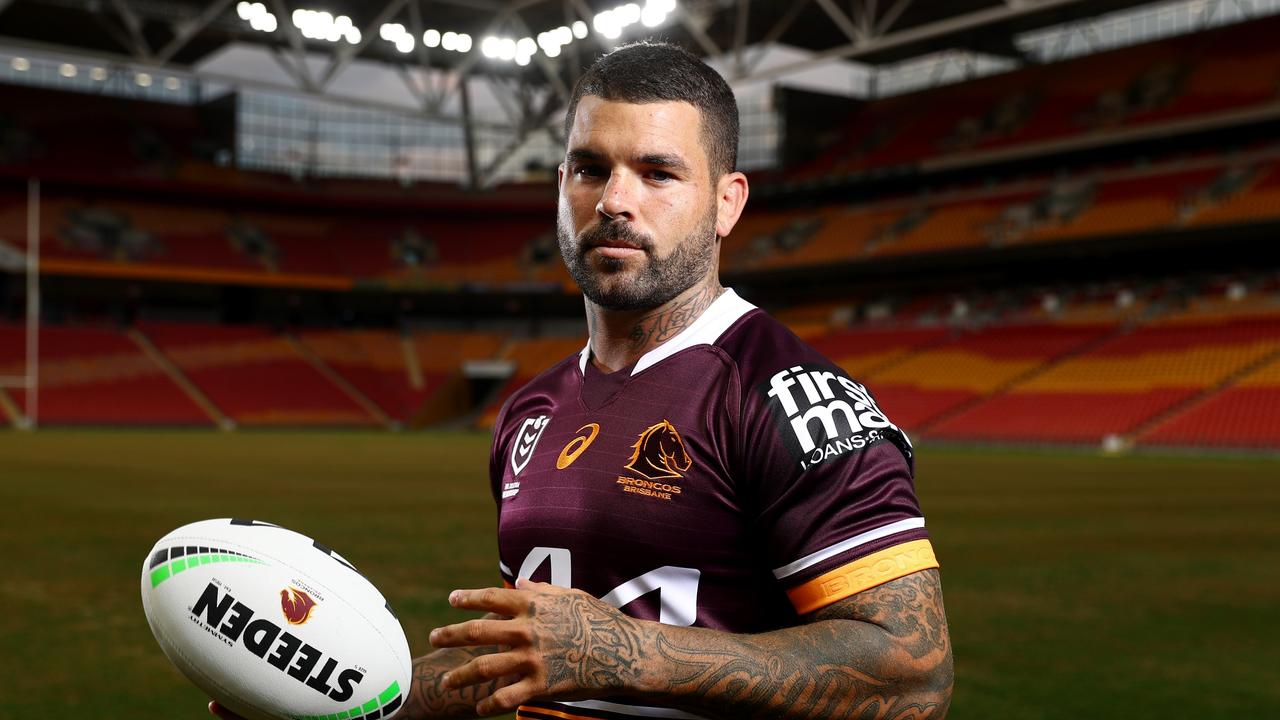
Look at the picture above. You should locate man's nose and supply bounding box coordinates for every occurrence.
[596,172,637,221]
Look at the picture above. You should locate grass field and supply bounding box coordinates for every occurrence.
[1,430,1277,719]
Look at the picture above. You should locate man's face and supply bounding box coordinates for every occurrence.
[557,96,719,311]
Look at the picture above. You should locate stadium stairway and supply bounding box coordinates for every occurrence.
[0,387,21,427]
[919,322,1129,438]
[137,322,381,427]
[1133,339,1280,449]
[859,322,1115,432]
[126,328,231,429]
[286,334,398,430]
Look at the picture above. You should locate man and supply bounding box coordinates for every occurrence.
[215,41,951,720]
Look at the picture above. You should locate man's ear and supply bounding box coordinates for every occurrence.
[715,171,749,238]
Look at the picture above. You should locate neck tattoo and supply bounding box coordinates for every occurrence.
[626,282,724,353]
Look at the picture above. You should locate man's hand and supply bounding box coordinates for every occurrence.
[432,570,951,720]
[429,578,651,715]
[208,701,244,719]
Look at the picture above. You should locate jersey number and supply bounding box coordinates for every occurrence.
[517,546,700,626]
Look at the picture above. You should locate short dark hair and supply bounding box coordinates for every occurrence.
[564,41,739,178]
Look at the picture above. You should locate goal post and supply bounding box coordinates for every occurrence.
[0,178,39,430]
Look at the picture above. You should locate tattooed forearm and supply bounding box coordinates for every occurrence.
[401,646,503,719]
[637,570,953,720]
[532,593,647,692]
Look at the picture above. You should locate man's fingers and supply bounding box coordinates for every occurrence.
[430,617,532,649]
[476,678,541,717]
[442,650,527,691]
[447,586,527,615]
[208,701,247,720]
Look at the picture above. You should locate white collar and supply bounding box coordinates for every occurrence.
[577,288,756,376]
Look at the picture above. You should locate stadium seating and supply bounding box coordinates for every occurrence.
[1139,351,1280,448]
[860,323,1114,431]
[476,336,586,427]
[930,312,1280,444]
[139,322,378,426]
[296,330,426,422]
[0,323,210,424]
[795,16,1280,176]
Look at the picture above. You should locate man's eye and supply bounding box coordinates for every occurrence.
[648,171,674,182]
[574,165,605,178]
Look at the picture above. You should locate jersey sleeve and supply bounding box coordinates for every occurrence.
[733,331,938,615]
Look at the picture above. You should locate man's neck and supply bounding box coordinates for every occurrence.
[585,276,725,373]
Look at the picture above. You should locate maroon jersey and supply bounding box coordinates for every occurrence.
[490,290,937,720]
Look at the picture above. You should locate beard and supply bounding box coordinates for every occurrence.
[557,208,718,312]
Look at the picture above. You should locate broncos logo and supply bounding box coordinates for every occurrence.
[624,420,692,481]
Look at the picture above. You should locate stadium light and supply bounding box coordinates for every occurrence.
[135,72,152,87]
[58,63,76,78]
[239,2,276,33]
[164,76,181,91]
[456,34,472,52]
[424,28,441,48]
[593,0,674,39]
[572,20,588,38]
[89,66,106,81]
[10,57,28,71]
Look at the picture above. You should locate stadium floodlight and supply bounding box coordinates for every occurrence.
[516,37,537,57]
[135,72,152,87]
[10,57,28,71]
[545,44,561,58]
[89,66,106,81]
[345,27,361,44]
[395,34,415,53]
[456,34,472,52]
[640,3,666,27]
[618,3,641,25]
[424,28,441,48]
[572,20,588,38]
[481,36,499,58]
[237,1,254,21]
[380,22,405,41]
[498,37,516,61]
[58,63,76,78]
[593,10,621,39]
[555,25,573,45]
[164,76,181,91]
[441,31,457,51]
[516,54,531,66]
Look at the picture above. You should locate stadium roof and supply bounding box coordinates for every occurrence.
[0,0,1161,90]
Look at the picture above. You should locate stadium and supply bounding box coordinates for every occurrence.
[1,0,1277,717]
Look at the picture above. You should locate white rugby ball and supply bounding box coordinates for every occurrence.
[140,518,412,720]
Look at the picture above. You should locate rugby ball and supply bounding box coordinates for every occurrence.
[140,519,411,720]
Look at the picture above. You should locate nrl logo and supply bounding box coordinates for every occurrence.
[624,420,692,481]
[510,415,550,477]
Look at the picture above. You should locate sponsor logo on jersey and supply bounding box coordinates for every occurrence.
[556,423,600,469]
[509,414,550,481]
[762,364,912,471]
[616,420,691,501]
[280,587,317,625]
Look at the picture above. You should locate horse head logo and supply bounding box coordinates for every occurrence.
[624,420,692,480]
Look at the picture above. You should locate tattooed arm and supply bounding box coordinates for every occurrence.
[398,646,501,719]
[430,570,952,719]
